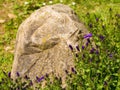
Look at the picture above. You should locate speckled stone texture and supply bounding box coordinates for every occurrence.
[11,4,91,88]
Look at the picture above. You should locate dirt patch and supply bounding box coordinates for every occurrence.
[0,0,27,33]
[0,2,12,33]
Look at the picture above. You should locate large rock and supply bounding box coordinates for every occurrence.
[11,4,90,87]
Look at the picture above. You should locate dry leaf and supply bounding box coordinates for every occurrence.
[8,13,16,19]
[0,19,5,23]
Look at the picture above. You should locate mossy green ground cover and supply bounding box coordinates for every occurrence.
[0,0,120,89]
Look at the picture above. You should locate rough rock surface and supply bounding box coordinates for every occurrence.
[11,4,91,87]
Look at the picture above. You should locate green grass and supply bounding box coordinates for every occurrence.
[0,0,120,90]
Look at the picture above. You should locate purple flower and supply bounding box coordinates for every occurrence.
[82,54,85,59]
[65,70,68,74]
[71,67,77,74]
[55,76,59,80]
[75,53,78,57]
[90,48,95,54]
[86,42,89,46]
[69,45,73,51]
[89,58,93,62]
[16,72,20,77]
[82,45,85,50]
[84,33,92,39]
[45,73,48,78]
[109,53,113,58]
[99,35,105,41]
[24,75,29,80]
[36,76,44,82]
[87,38,90,43]
[89,23,93,28]
[85,39,91,47]
[76,45,80,51]
[104,81,107,86]
[96,50,99,55]
[29,81,33,86]
[59,77,62,82]
[96,18,99,22]
[8,72,11,78]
